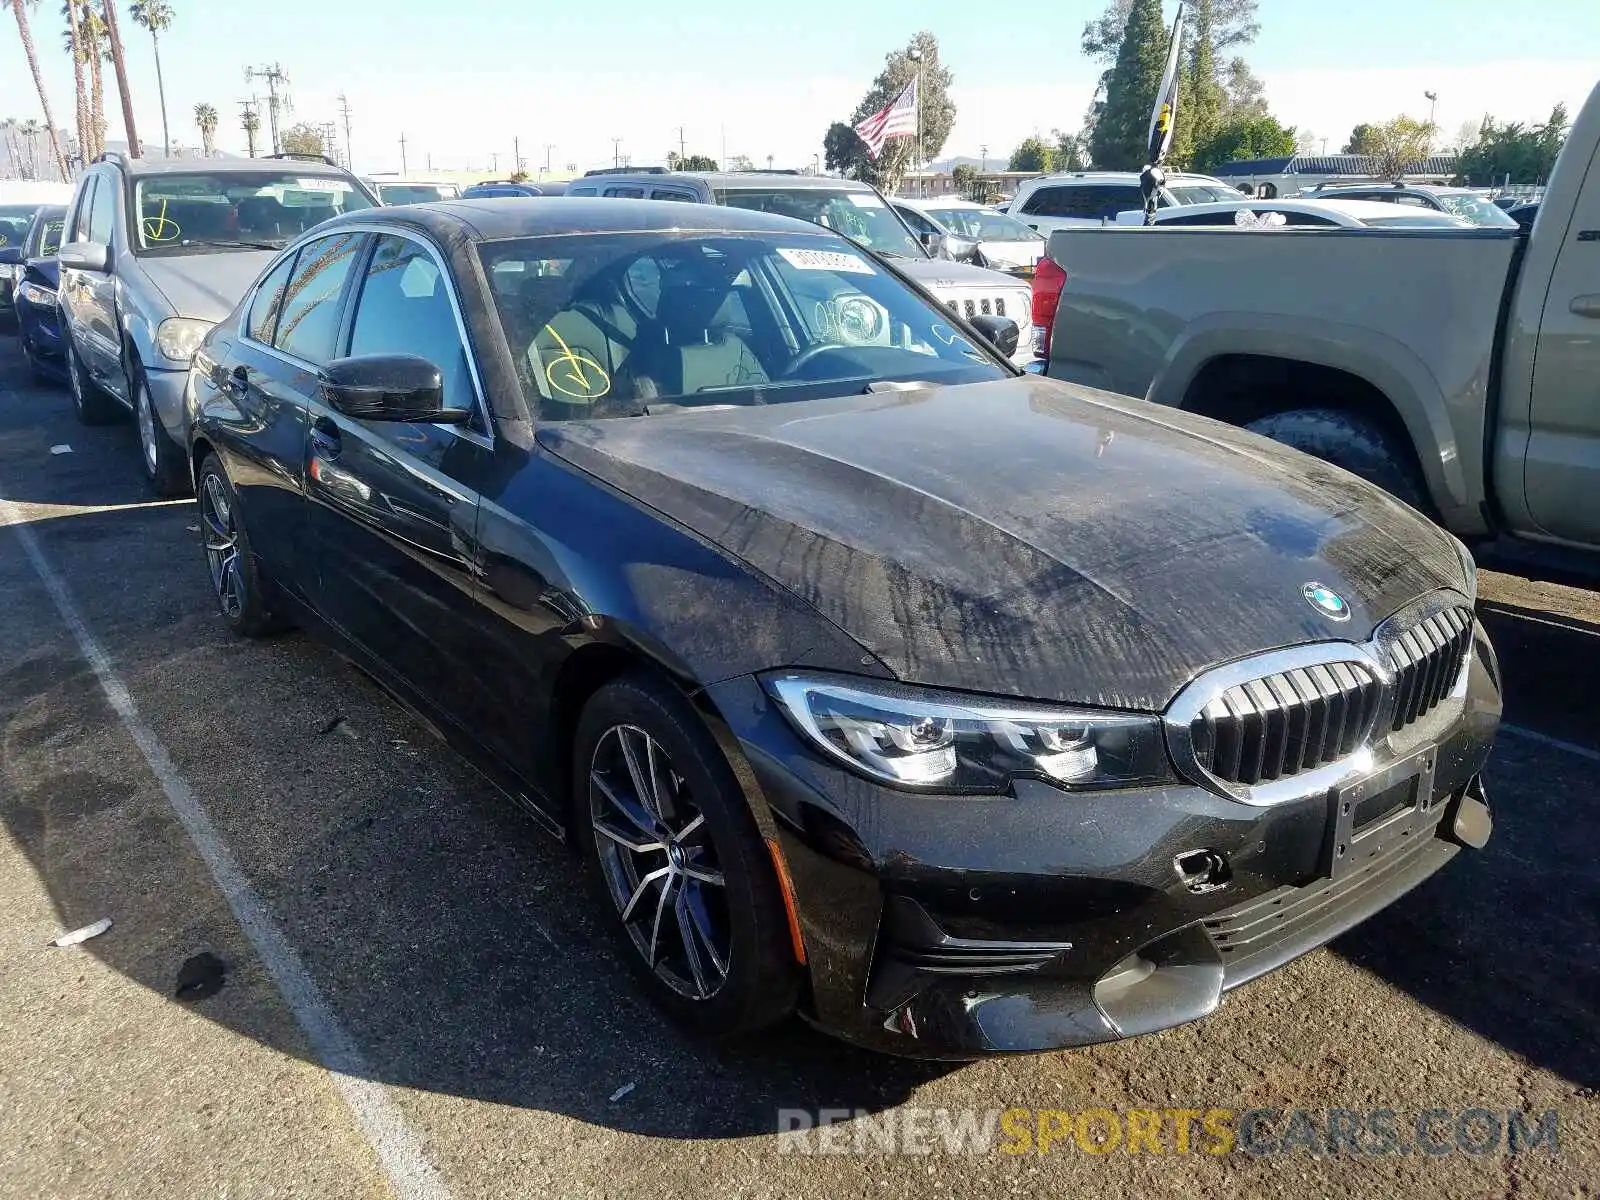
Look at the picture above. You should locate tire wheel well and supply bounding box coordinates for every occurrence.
[190,436,214,490]
[549,643,665,835]
[1183,354,1419,458]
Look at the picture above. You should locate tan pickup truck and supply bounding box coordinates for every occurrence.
[1040,80,1600,567]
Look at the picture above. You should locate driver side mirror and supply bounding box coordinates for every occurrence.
[968,314,1020,358]
[320,354,471,423]
[57,241,109,273]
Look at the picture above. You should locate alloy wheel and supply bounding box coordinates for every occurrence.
[589,724,732,1000]
[199,472,244,619]
[136,379,158,473]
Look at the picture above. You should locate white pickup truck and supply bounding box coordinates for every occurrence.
[1037,80,1600,569]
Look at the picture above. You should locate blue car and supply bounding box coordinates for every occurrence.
[8,205,68,382]
[459,179,554,198]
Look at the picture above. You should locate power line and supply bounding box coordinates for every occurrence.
[244,63,291,155]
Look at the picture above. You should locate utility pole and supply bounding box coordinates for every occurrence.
[544,144,554,175]
[513,136,521,176]
[677,126,686,163]
[337,92,353,170]
[399,132,408,175]
[979,144,987,172]
[245,64,290,154]
[611,137,622,168]
[1424,89,1439,131]
[238,98,261,158]
[318,121,339,165]
[489,152,498,172]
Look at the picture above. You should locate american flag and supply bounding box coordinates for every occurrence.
[854,77,918,160]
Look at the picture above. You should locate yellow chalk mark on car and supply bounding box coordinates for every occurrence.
[141,199,181,243]
[542,325,610,401]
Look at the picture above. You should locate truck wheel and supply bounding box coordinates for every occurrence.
[1244,408,1430,511]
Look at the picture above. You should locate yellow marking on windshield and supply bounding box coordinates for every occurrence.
[142,198,181,243]
[541,324,611,401]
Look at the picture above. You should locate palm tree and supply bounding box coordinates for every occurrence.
[128,0,170,156]
[96,0,138,156]
[62,1,89,168]
[240,104,260,158]
[3,0,70,179]
[1,117,19,177]
[63,3,107,160]
[18,117,42,177]
[193,101,216,157]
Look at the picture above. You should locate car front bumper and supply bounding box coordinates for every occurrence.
[145,363,191,441]
[702,622,1501,1059]
[18,292,64,362]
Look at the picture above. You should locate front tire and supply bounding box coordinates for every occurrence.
[134,365,191,497]
[67,336,121,425]
[1244,407,1431,512]
[574,674,800,1038]
[195,453,289,638]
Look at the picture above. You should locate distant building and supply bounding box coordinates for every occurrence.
[1212,153,1461,197]
[897,168,1044,200]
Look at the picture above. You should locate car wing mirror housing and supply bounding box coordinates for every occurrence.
[57,241,110,273]
[968,314,1020,358]
[321,354,470,424]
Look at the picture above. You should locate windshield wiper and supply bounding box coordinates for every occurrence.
[175,238,284,250]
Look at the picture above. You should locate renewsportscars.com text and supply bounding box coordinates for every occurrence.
[775,1106,1561,1158]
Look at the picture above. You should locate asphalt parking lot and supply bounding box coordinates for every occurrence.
[0,338,1595,1199]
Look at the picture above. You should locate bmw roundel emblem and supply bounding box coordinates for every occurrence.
[1303,582,1352,622]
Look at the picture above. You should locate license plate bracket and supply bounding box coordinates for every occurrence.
[1325,752,1438,879]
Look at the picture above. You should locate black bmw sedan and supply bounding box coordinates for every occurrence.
[184,199,1501,1058]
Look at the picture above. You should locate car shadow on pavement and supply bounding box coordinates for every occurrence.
[1329,596,1600,1093]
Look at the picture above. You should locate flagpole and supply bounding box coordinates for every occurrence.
[1141,1,1186,226]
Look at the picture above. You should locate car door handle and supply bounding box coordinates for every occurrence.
[219,364,248,398]
[1570,294,1600,319]
[310,417,342,458]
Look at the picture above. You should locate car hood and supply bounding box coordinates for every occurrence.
[540,377,1468,710]
[977,239,1045,268]
[136,250,278,322]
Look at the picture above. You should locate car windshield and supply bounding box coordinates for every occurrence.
[480,231,1009,421]
[923,207,1039,242]
[713,188,924,258]
[0,204,38,250]
[1434,193,1518,228]
[133,171,374,252]
[377,182,459,205]
[1167,183,1242,204]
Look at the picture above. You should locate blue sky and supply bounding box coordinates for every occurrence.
[3,0,1596,175]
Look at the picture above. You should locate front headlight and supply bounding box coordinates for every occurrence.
[1452,535,1478,601]
[765,672,1173,793]
[155,317,215,364]
[17,279,55,305]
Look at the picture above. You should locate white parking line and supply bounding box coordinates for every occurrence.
[1500,723,1600,764]
[2,504,452,1200]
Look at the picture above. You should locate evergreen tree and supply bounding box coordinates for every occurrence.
[1171,0,1227,169]
[1088,0,1168,170]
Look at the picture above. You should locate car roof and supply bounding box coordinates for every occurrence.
[109,154,356,179]
[371,178,461,187]
[899,197,987,210]
[315,196,845,242]
[1030,170,1227,186]
[580,171,875,193]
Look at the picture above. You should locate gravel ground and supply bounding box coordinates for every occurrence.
[1,340,1594,1199]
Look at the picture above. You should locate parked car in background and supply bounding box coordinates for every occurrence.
[892,197,1046,276]
[1037,78,1600,573]
[8,204,68,382]
[574,171,1039,367]
[1310,182,1519,228]
[1111,198,1472,229]
[1,181,75,324]
[56,151,376,495]
[461,179,548,198]
[186,196,1498,1058]
[1507,202,1540,231]
[367,178,462,205]
[1003,170,1239,235]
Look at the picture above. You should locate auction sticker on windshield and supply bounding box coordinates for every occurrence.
[847,194,887,208]
[778,247,875,274]
[296,178,345,191]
